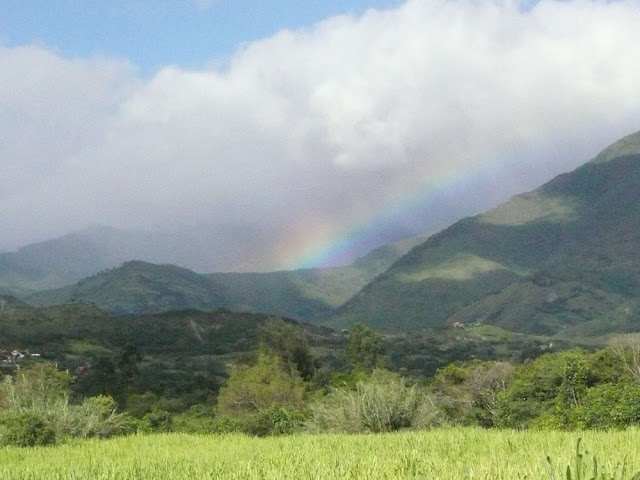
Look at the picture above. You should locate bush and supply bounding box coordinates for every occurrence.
[250,406,306,436]
[571,382,640,429]
[0,395,132,446]
[141,410,173,432]
[59,395,133,439]
[307,370,442,433]
[217,352,305,417]
[172,404,222,434]
[0,411,55,447]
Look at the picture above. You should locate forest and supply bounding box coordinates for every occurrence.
[1,317,640,446]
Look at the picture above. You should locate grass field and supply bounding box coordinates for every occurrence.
[1,428,639,479]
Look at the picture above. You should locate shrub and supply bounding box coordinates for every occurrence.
[217,352,305,417]
[58,395,133,439]
[141,410,173,433]
[307,369,442,433]
[250,406,306,436]
[571,382,640,429]
[0,411,55,447]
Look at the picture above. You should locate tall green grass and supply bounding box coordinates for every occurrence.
[0,428,638,479]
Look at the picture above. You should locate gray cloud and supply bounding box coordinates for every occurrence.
[2,0,640,270]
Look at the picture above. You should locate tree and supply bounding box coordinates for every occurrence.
[347,324,385,373]
[496,352,575,428]
[260,318,317,381]
[216,352,305,435]
[553,353,588,428]
[571,382,640,429]
[612,333,640,383]
[429,361,515,427]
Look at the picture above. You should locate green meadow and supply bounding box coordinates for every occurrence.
[1,428,639,480]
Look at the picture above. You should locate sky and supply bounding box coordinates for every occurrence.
[2,0,640,272]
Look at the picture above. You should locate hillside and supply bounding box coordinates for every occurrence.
[0,302,344,410]
[0,226,179,294]
[27,261,227,315]
[0,295,33,313]
[207,234,429,320]
[329,130,640,336]
[0,301,562,391]
[0,223,429,296]
[26,235,425,319]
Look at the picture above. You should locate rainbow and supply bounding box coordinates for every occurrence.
[282,157,507,270]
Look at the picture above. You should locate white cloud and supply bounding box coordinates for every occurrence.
[2,0,640,270]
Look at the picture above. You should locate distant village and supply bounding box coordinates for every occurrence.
[0,349,41,366]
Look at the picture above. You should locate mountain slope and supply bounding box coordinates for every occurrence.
[330,130,640,335]
[0,226,180,294]
[27,261,226,315]
[207,233,430,320]
[26,235,427,319]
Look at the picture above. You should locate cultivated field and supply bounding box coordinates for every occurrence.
[1,428,639,479]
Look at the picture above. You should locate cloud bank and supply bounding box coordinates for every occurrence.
[2,0,640,271]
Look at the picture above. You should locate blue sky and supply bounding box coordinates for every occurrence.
[0,0,401,71]
[2,0,640,271]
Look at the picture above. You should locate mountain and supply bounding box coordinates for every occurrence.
[206,234,430,320]
[329,130,640,336]
[0,226,182,294]
[0,224,304,293]
[27,261,226,315]
[0,295,33,313]
[26,234,427,319]
[0,222,429,299]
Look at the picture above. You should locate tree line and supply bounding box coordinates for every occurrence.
[1,319,640,446]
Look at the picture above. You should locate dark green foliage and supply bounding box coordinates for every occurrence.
[494,348,640,430]
[141,410,173,432]
[0,411,55,447]
[250,406,306,436]
[171,404,224,434]
[571,383,640,429]
[347,324,385,373]
[496,351,581,428]
[260,317,317,381]
[0,303,336,414]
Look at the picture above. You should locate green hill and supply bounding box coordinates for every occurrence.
[0,300,568,387]
[207,234,429,320]
[0,294,34,313]
[0,302,344,409]
[329,130,640,336]
[27,261,226,315]
[26,235,426,319]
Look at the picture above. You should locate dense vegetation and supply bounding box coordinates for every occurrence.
[1,301,640,447]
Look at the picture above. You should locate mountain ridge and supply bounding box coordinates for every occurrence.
[328,130,640,335]
[25,234,428,319]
